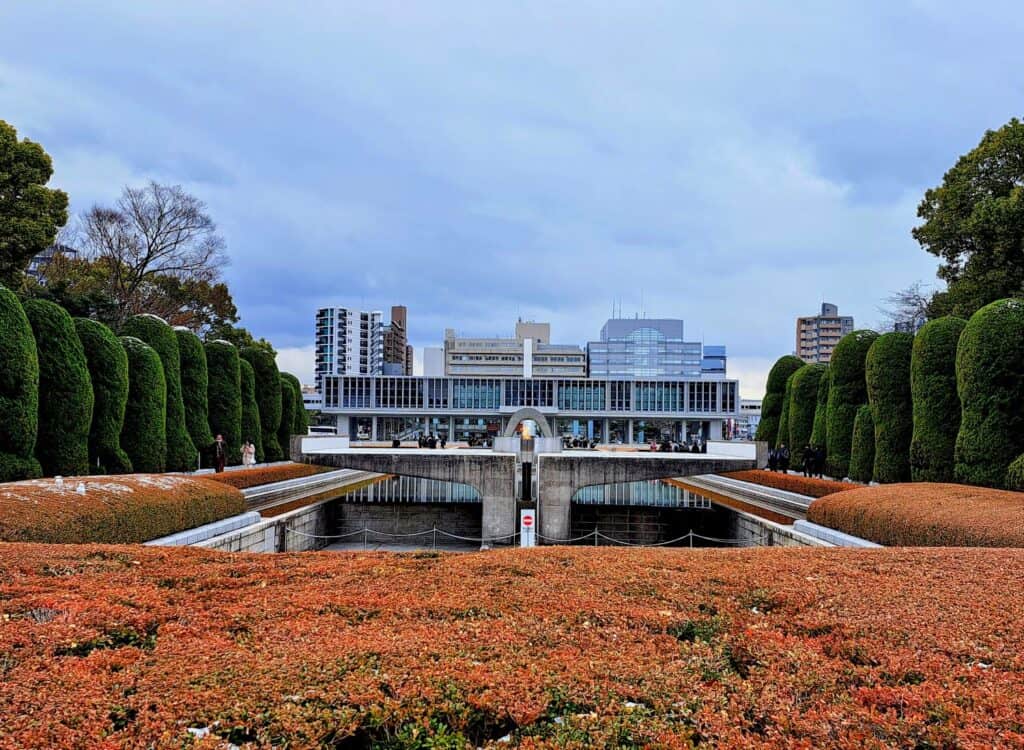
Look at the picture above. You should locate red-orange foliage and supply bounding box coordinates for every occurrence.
[1,545,1024,748]
[723,470,857,498]
[205,462,327,489]
[0,475,244,544]
[808,482,1024,546]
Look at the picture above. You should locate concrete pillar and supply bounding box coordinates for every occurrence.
[602,419,609,444]
[537,454,573,542]
[627,419,633,444]
[371,416,378,441]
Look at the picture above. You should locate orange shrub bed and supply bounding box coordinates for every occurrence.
[2,546,1024,748]
[205,462,327,489]
[723,469,857,498]
[0,475,244,544]
[808,482,1024,546]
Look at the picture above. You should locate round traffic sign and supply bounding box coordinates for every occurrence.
[522,515,534,527]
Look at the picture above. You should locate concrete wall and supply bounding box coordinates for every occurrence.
[727,508,828,547]
[196,499,332,553]
[333,502,482,540]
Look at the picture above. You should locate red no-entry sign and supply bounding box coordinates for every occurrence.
[523,515,533,527]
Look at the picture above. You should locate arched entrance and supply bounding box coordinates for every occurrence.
[502,408,554,438]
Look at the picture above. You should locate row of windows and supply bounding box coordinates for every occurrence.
[321,377,738,414]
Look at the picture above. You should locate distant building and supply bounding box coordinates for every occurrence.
[26,243,77,284]
[314,307,383,391]
[736,398,762,440]
[443,320,587,378]
[586,318,726,379]
[382,305,412,376]
[423,346,445,377]
[796,303,854,364]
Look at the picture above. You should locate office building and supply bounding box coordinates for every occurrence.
[444,320,587,378]
[736,398,762,440]
[586,318,727,379]
[314,307,383,391]
[383,305,412,376]
[423,346,445,377]
[796,303,854,363]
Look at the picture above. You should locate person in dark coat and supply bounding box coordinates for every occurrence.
[802,444,814,477]
[213,434,226,473]
[778,443,790,473]
[768,448,777,472]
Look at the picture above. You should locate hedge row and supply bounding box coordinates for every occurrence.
[825,329,878,478]
[0,474,244,543]
[808,483,1024,547]
[722,470,855,498]
[755,355,803,446]
[176,328,214,457]
[809,365,829,451]
[866,331,914,483]
[239,358,264,464]
[75,318,132,475]
[788,363,826,451]
[241,348,282,462]
[0,286,42,482]
[120,336,167,473]
[205,340,243,466]
[848,404,875,484]
[910,317,966,482]
[775,372,795,449]
[205,462,326,490]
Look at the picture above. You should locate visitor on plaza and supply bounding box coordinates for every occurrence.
[242,439,256,467]
[213,434,227,473]
[778,444,791,472]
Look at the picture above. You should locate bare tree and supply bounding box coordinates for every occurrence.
[78,182,227,325]
[877,281,933,333]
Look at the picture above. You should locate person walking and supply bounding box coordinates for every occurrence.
[214,434,227,473]
[440,434,447,449]
[779,443,790,473]
[802,445,814,477]
[242,439,256,467]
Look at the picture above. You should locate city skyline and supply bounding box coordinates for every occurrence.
[2,2,1021,398]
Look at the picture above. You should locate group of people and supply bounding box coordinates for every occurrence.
[650,437,707,454]
[563,436,598,449]
[416,433,447,449]
[767,443,825,478]
[211,434,258,473]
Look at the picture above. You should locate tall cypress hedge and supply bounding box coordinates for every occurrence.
[281,372,308,436]
[849,404,875,484]
[866,332,915,483]
[0,286,42,481]
[826,329,879,478]
[175,328,214,460]
[1008,454,1024,491]
[121,315,197,472]
[120,336,167,473]
[755,355,804,445]
[74,318,132,475]
[909,316,967,482]
[205,340,243,466]
[241,348,283,461]
[776,372,796,449]
[239,358,264,464]
[23,299,94,477]
[788,363,827,451]
[955,298,1024,488]
[809,365,830,452]
[278,375,296,461]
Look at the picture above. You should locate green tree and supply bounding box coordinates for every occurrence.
[954,298,1024,488]
[0,120,69,288]
[278,375,296,461]
[241,348,283,461]
[776,373,795,450]
[0,285,42,481]
[120,336,167,473]
[281,372,308,436]
[788,363,827,454]
[848,404,876,484]
[809,366,830,453]
[175,328,214,459]
[205,340,242,466]
[121,314,198,472]
[826,330,879,478]
[755,355,804,445]
[239,358,263,463]
[206,323,276,356]
[865,332,915,483]
[913,118,1024,318]
[74,318,132,474]
[909,316,967,482]
[23,299,94,476]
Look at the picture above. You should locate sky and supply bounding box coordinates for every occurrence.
[2,1,1022,397]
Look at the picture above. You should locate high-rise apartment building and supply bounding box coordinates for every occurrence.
[383,305,412,375]
[586,318,727,378]
[444,320,587,377]
[796,303,854,363]
[314,307,384,391]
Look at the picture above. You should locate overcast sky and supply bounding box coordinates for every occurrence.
[2,2,1021,396]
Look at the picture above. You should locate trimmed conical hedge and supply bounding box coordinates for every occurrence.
[278,375,296,461]
[1008,454,1024,491]
[74,318,132,475]
[776,372,796,449]
[788,363,827,452]
[955,298,1024,488]
[239,358,263,464]
[175,328,214,460]
[909,316,967,482]
[121,315,197,472]
[755,355,804,445]
[281,372,308,436]
[205,340,242,466]
[809,365,830,453]
[866,332,915,483]
[240,348,282,461]
[23,299,93,477]
[826,329,879,478]
[849,404,875,484]
[120,336,167,473]
[0,286,42,481]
